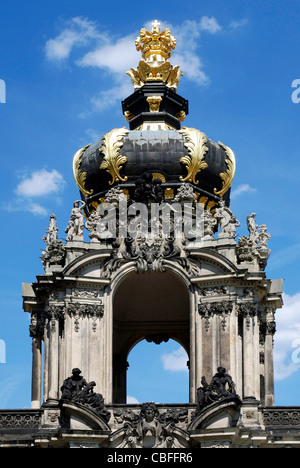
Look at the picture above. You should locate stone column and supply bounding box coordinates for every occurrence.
[45,306,63,405]
[29,313,43,409]
[189,288,197,403]
[264,308,276,406]
[240,303,256,399]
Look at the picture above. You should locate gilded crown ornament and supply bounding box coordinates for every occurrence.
[135,20,176,63]
[126,20,183,91]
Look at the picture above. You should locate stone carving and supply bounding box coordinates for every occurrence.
[65,200,86,241]
[198,301,233,332]
[145,334,169,345]
[214,200,240,239]
[199,286,229,296]
[41,214,65,271]
[237,213,271,269]
[66,303,104,332]
[45,305,65,332]
[112,403,189,448]
[238,302,256,331]
[29,313,44,340]
[262,409,300,427]
[174,183,196,202]
[99,203,202,278]
[85,210,115,241]
[203,210,217,239]
[134,173,165,203]
[60,368,110,423]
[258,224,271,250]
[105,186,128,205]
[195,367,237,416]
[0,412,41,429]
[247,213,259,243]
[72,289,101,299]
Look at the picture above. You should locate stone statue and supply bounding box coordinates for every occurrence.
[195,367,237,416]
[203,210,217,239]
[215,200,240,238]
[247,212,259,244]
[60,368,110,422]
[237,214,271,269]
[61,368,88,400]
[65,200,86,241]
[258,224,271,250]
[41,214,65,271]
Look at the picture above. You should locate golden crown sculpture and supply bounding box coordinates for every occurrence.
[126,20,183,91]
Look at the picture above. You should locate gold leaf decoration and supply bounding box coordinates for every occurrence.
[179,127,209,184]
[214,141,236,198]
[73,144,94,198]
[100,127,129,185]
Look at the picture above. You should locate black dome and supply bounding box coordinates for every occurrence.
[73,124,235,216]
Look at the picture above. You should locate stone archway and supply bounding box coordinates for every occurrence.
[112,270,190,403]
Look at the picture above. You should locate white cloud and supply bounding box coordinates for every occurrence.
[274,292,300,380]
[4,199,48,217]
[15,169,65,198]
[199,16,222,34]
[77,34,140,74]
[45,16,104,61]
[161,347,188,372]
[231,183,256,199]
[268,242,300,272]
[229,19,248,31]
[127,395,139,404]
[3,169,66,217]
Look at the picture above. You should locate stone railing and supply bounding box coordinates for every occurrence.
[261,407,300,428]
[0,410,42,430]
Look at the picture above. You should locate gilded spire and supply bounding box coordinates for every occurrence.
[126,21,182,91]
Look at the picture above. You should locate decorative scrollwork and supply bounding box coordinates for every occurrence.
[214,141,236,198]
[100,128,129,185]
[73,144,93,198]
[179,127,208,184]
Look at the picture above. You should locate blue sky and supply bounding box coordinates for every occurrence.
[1,0,300,408]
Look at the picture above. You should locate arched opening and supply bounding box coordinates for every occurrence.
[127,338,189,404]
[112,270,190,403]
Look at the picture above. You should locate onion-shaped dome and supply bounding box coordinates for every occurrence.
[73,21,236,217]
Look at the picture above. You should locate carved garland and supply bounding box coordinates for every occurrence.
[198,301,233,332]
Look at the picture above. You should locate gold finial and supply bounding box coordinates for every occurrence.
[135,20,176,63]
[126,21,182,92]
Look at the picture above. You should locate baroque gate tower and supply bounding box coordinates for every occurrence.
[18,21,290,448]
